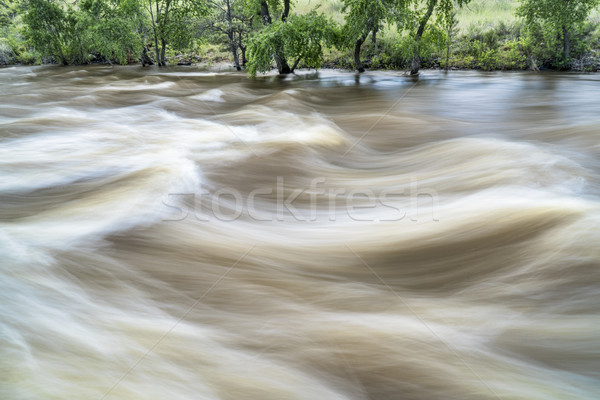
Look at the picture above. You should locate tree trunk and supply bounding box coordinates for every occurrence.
[229,32,241,71]
[282,0,290,22]
[239,39,247,66]
[140,31,153,66]
[225,0,241,71]
[260,1,271,25]
[160,38,166,66]
[409,57,421,75]
[416,0,436,39]
[161,0,172,66]
[445,26,452,71]
[291,56,301,72]
[371,26,379,54]
[149,0,161,66]
[142,48,154,66]
[354,34,367,73]
[563,25,571,60]
[274,50,291,74]
[141,32,146,66]
[260,0,290,74]
[153,34,161,66]
[153,33,160,66]
[411,0,437,75]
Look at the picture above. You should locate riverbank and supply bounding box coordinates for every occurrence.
[3,58,600,75]
[3,42,600,73]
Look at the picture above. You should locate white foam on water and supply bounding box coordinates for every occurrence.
[192,88,225,102]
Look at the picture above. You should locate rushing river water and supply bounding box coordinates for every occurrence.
[1,66,599,400]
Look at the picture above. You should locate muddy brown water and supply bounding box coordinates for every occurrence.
[1,65,599,399]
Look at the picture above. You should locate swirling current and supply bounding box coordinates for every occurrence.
[1,66,599,400]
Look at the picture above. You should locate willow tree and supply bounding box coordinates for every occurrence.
[244,0,292,73]
[517,0,599,61]
[246,1,336,75]
[340,0,406,73]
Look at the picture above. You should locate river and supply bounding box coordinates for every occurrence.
[1,66,599,399]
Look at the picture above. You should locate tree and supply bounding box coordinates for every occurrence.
[78,0,145,64]
[204,0,252,70]
[1,0,29,64]
[23,0,71,64]
[340,0,405,73]
[1,0,23,28]
[245,1,336,75]
[404,0,469,75]
[444,9,457,70]
[145,0,209,66]
[247,10,335,75]
[246,0,292,73]
[517,0,599,62]
[23,0,146,65]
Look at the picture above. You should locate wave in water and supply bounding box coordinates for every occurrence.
[1,66,599,400]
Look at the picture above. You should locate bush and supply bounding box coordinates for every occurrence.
[0,40,14,64]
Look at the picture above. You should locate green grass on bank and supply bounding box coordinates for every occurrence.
[456,0,518,28]
[294,0,520,29]
[296,0,598,34]
[295,0,345,22]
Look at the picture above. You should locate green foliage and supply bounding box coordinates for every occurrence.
[517,0,599,30]
[366,35,404,68]
[246,22,278,74]
[20,0,210,65]
[22,0,70,64]
[22,0,145,65]
[451,21,529,70]
[517,0,600,61]
[79,0,144,64]
[339,0,410,71]
[282,12,337,67]
[472,40,498,69]
[166,0,208,48]
[1,0,23,28]
[247,10,336,75]
[515,19,596,68]
[146,0,210,65]
[340,0,400,47]
[396,26,444,63]
[497,38,527,69]
[3,28,38,63]
[0,40,13,64]
[202,0,253,69]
